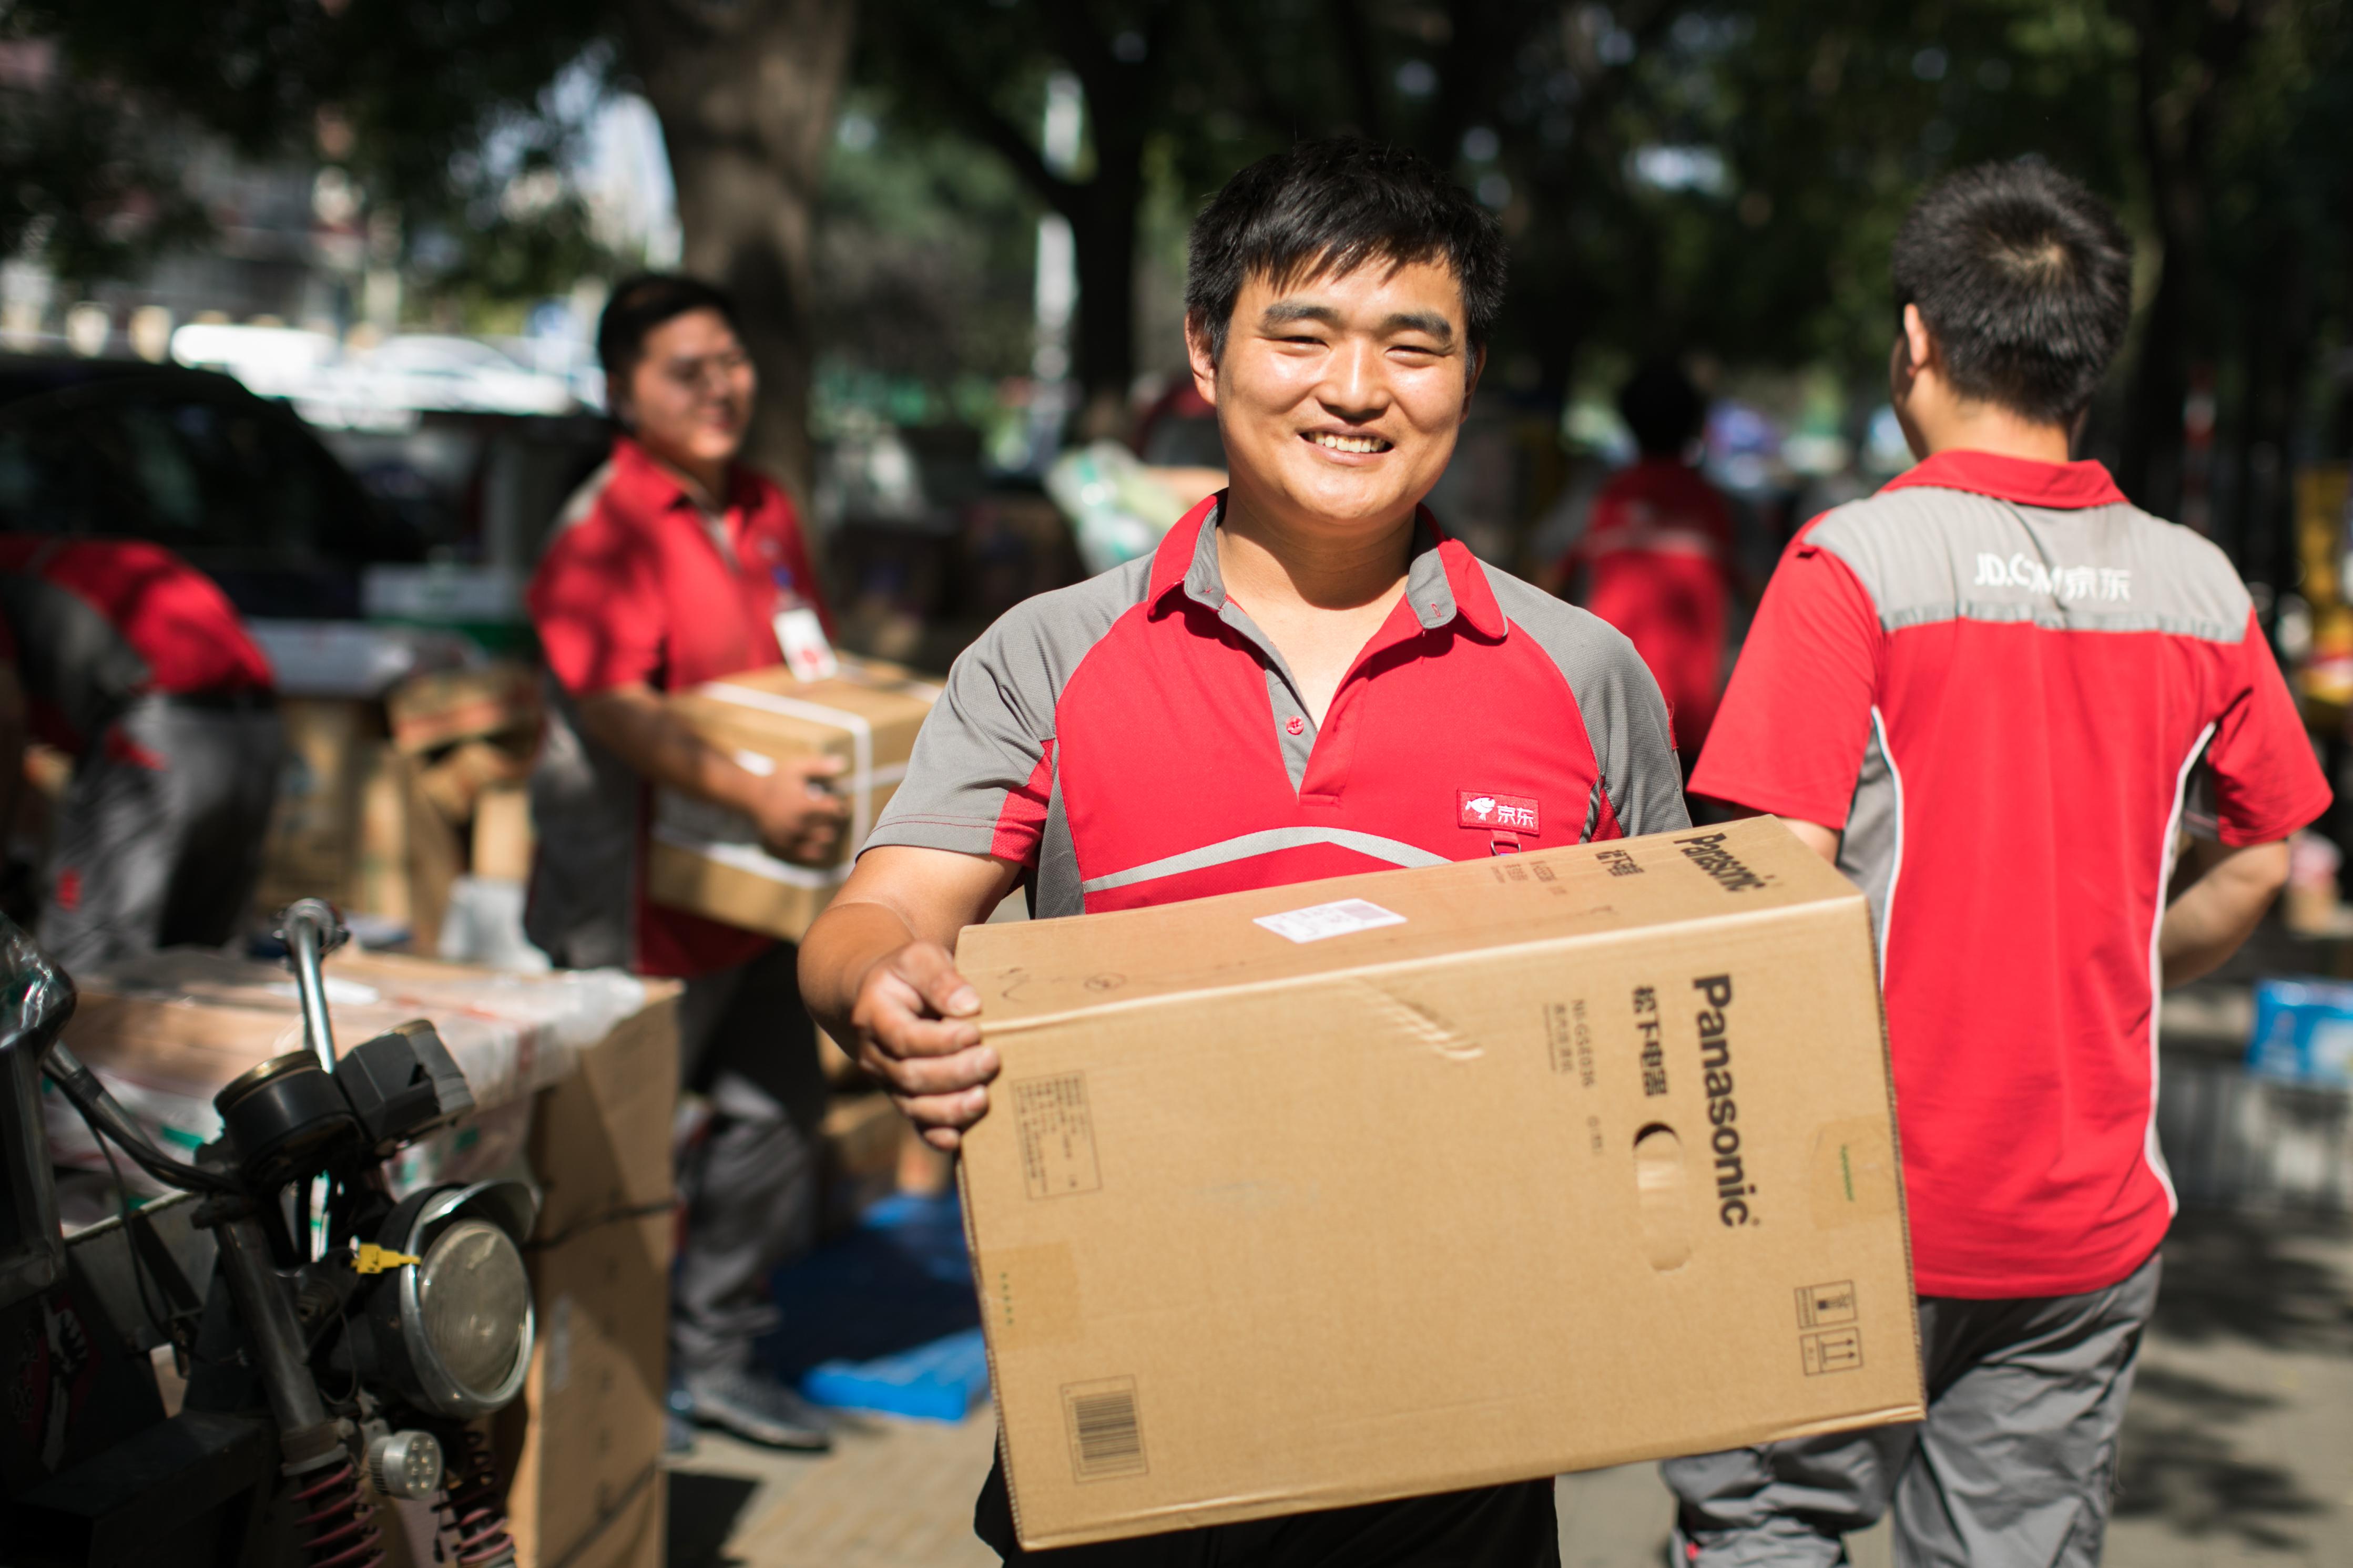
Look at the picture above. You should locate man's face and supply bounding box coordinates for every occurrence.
[1189,257,1480,538]
[619,307,757,473]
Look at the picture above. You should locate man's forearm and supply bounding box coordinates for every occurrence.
[575,686,767,813]
[2160,839,2289,989]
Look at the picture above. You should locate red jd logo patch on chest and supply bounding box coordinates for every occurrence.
[1458,791,1539,834]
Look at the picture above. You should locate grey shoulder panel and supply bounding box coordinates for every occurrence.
[1808,488,2251,642]
[866,556,1153,859]
[540,460,617,555]
[1480,563,1690,838]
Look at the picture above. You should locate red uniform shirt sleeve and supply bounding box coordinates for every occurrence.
[1688,530,1883,827]
[529,516,666,696]
[2205,608,2331,846]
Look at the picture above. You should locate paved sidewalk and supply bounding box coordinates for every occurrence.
[669,1208,2353,1567]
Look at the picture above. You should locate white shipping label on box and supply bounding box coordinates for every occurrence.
[1253,898,1407,944]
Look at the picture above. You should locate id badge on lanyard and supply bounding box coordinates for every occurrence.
[770,566,838,680]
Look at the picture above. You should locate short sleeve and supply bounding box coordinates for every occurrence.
[2204,609,2330,846]
[864,620,1054,867]
[1689,530,1883,827]
[528,516,665,697]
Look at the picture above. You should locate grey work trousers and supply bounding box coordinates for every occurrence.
[671,939,831,1378]
[40,695,283,972]
[1662,1252,2162,1568]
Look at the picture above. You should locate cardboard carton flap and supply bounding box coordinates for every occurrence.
[959,818,1863,1030]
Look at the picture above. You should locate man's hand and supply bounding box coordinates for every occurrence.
[848,940,996,1150]
[800,845,1025,1152]
[748,755,848,865]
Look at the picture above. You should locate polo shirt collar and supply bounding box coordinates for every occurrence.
[1879,448,2127,510]
[1148,493,1505,638]
[609,434,756,516]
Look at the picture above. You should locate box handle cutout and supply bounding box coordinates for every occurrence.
[1633,1123,1693,1272]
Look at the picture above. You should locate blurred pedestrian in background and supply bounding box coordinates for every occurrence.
[1667,162,2329,1568]
[524,273,848,1451]
[0,536,281,971]
[1545,360,1743,768]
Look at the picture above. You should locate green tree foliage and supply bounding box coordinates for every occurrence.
[13,0,612,290]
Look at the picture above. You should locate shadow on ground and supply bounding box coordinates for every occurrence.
[2150,1206,2353,1352]
[668,1470,763,1568]
[2105,1206,2352,1554]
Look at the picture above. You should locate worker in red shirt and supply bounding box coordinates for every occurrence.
[804,138,1685,1567]
[1550,360,1741,763]
[525,274,847,1451]
[1666,163,2328,1565]
[0,537,280,970]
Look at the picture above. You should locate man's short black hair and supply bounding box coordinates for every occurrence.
[1891,162,2132,426]
[1185,137,1505,362]
[1619,359,1706,457]
[597,272,744,392]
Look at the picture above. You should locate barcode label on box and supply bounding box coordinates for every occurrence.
[1253,898,1407,944]
[1065,1377,1147,1481]
[1015,1074,1102,1200]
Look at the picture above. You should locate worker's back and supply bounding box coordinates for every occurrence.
[1695,449,2321,1297]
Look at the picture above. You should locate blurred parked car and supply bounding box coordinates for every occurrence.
[323,333,577,418]
[168,321,343,401]
[0,356,425,619]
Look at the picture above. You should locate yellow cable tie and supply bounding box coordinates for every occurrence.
[352,1244,422,1274]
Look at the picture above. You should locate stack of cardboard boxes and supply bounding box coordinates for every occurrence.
[51,949,678,1568]
[256,663,541,948]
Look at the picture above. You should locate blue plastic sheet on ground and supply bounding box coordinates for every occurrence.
[759,1192,989,1422]
[2249,977,2353,1086]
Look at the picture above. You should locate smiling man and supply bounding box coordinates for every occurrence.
[802,138,1685,1565]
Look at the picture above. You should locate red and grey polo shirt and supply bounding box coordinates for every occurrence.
[526,436,831,979]
[1693,448,2330,1300]
[868,495,1687,917]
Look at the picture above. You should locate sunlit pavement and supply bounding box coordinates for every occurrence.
[666,1208,2353,1567]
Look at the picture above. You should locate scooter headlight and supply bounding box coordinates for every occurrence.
[414,1218,531,1399]
[355,1179,537,1419]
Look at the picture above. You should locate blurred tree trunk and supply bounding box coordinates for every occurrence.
[620,0,857,503]
[2116,0,2253,522]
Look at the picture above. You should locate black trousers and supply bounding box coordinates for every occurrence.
[671,940,832,1377]
[975,1453,1560,1567]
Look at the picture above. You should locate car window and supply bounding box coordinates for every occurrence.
[73,392,365,560]
[0,414,89,534]
[0,376,420,577]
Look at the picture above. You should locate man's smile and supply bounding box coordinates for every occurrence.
[1302,430,1394,455]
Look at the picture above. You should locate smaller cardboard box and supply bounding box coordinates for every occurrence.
[645,658,938,942]
[385,662,542,755]
[954,817,1922,1549]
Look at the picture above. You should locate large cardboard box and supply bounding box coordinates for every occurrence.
[498,982,678,1568]
[954,817,1922,1549]
[496,1211,670,1568]
[644,658,938,941]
